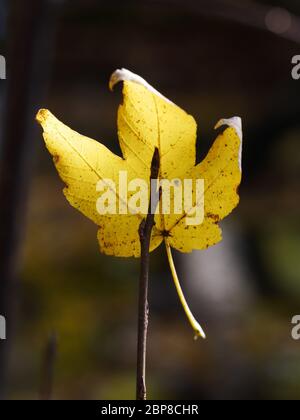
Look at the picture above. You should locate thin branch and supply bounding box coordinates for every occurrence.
[39,332,57,400]
[136,147,160,401]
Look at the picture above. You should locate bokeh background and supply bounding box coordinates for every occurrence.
[0,0,300,400]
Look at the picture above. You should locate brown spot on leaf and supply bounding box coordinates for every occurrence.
[53,155,60,164]
[207,213,220,222]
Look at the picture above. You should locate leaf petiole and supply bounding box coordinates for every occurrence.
[165,241,206,340]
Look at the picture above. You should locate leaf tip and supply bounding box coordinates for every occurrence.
[215,116,243,171]
[214,116,243,141]
[109,68,173,104]
[109,68,150,91]
[109,68,130,91]
[36,108,50,126]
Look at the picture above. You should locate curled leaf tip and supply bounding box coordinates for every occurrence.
[214,116,243,171]
[109,68,173,104]
[109,68,131,91]
[214,116,243,141]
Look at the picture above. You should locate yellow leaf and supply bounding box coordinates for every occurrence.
[36,69,242,256]
[36,68,243,338]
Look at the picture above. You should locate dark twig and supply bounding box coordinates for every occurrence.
[39,332,57,400]
[136,148,160,401]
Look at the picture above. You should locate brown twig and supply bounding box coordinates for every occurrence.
[136,147,160,400]
[39,332,57,400]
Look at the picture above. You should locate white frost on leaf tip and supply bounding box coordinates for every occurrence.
[109,68,174,105]
[215,116,243,171]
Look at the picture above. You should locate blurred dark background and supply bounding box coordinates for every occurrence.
[0,0,300,400]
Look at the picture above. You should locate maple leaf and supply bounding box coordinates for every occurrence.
[36,68,242,338]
